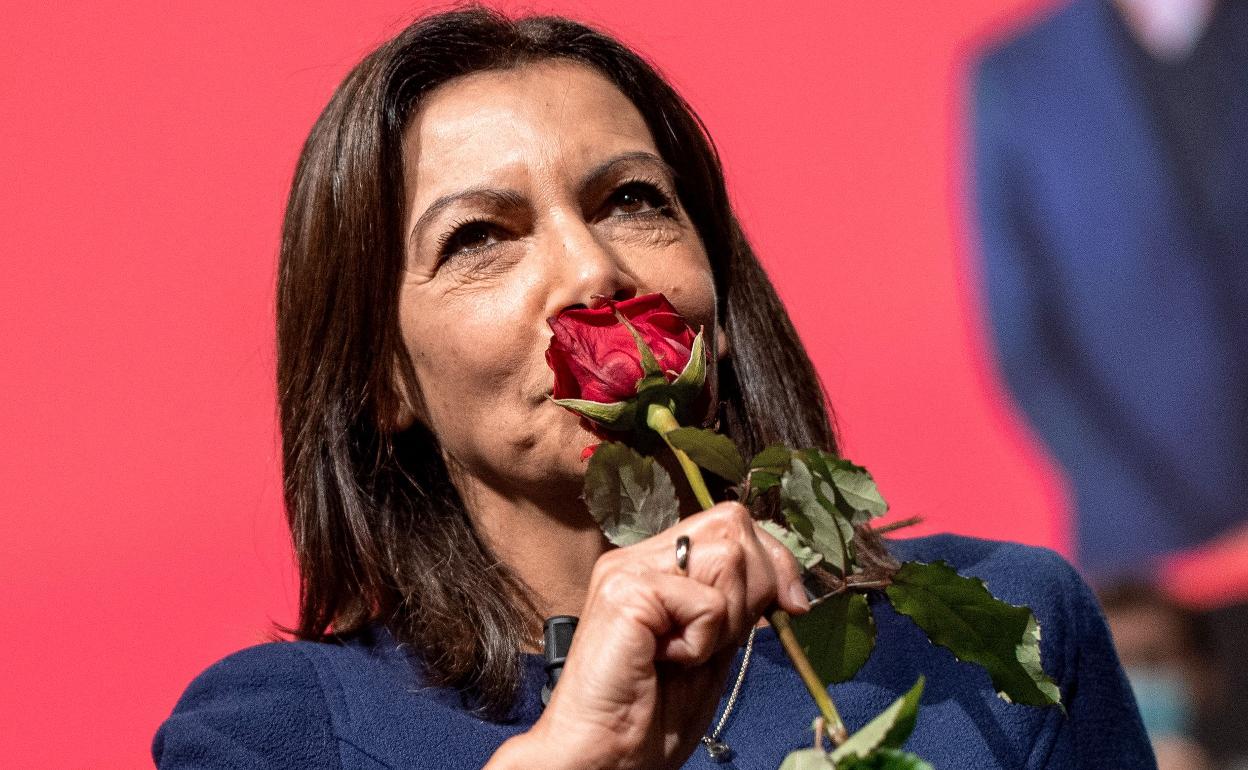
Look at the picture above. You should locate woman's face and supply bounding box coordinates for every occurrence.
[397,59,724,503]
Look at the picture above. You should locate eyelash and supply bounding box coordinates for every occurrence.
[610,177,677,221]
[434,179,677,261]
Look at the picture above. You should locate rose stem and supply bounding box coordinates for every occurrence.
[645,402,716,509]
[644,402,848,745]
[769,611,848,745]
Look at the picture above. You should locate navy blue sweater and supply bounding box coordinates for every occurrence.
[153,535,1156,768]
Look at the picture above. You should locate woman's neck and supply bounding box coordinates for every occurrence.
[457,475,611,628]
[445,446,705,651]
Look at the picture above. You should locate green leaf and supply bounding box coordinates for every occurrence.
[829,676,925,762]
[779,749,836,770]
[884,561,1063,709]
[751,445,793,469]
[748,445,792,494]
[791,592,876,683]
[826,457,888,519]
[782,456,854,573]
[836,749,934,770]
[664,426,746,482]
[759,520,823,571]
[798,451,884,525]
[582,441,680,546]
[779,747,933,770]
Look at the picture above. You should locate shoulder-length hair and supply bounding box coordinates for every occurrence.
[277,4,837,718]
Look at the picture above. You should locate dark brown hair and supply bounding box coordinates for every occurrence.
[276,4,838,718]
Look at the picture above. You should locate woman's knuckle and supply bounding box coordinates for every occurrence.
[596,570,639,603]
[709,502,751,537]
[589,552,617,582]
[697,540,742,576]
[721,539,746,565]
[772,545,799,576]
[721,500,750,522]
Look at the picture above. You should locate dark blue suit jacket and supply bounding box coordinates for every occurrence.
[971,0,1248,580]
[153,536,1155,769]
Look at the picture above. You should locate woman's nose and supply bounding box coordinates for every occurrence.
[545,215,637,312]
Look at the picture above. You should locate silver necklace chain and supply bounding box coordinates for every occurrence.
[700,625,757,763]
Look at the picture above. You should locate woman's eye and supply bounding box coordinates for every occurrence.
[606,182,674,219]
[439,220,499,259]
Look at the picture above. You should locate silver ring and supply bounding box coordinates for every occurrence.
[675,535,691,576]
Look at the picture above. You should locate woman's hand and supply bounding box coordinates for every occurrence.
[489,501,812,770]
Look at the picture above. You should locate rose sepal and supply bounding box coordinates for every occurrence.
[632,327,708,419]
[548,395,637,432]
[611,303,667,380]
[664,327,707,403]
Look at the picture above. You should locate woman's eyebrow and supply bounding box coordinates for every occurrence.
[578,151,678,194]
[410,188,526,249]
[408,151,677,249]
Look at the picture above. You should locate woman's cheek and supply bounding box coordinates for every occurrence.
[657,277,717,334]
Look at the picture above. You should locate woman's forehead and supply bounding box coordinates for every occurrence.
[402,60,659,197]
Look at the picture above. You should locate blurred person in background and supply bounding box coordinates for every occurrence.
[969,0,1248,762]
[1100,582,1221,769]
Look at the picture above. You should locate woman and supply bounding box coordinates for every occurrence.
[153,7,1155,768]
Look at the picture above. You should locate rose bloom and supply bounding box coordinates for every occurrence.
[544,292,698,405]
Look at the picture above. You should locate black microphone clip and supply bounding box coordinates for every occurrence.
[540,615,578,707]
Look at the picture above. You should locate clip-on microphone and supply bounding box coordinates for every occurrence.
[540,615,578,706]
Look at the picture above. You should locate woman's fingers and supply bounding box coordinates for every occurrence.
[752,521,812,615]
[612,501,806,630]
[587,500,810,659]
[667,502,809,619]
[646,573,729,664]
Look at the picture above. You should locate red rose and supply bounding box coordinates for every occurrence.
[545,293,698,404]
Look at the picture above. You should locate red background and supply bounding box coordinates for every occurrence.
[1,1,1061,765]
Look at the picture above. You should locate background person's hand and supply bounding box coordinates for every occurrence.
[489,501,811,770]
